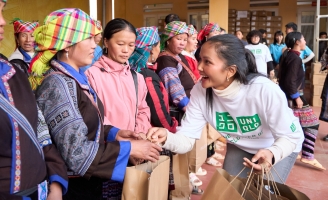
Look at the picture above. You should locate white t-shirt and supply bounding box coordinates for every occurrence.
[179,77,303,155]
[245,44,273,75]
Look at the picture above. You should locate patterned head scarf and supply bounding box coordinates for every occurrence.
[11,18,39,49]
[129,26,159,72]
[94,20,103,33]
[187,24,198,36]
[29,8,101,90]
[197,23,220,42]
[160,21,189,51]
[11,18,39,34]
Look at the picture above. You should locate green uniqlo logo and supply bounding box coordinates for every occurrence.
[256,49,262,54]
[216,112,237,133]
[236,114,262,133]
[290,123,296,132]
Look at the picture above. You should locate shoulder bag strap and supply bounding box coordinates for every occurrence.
[130,69,138,129]
[159,51,197,83]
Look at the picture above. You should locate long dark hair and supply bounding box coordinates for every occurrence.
[273,31,285,45]
[102,18,136,54]
[204,34,263,111]
[285,31,302,49]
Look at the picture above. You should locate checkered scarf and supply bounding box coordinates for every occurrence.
[11,18,39,33]
[29,8,101,90]
[129,26,159,72]
[160,21,189,51]
[94,20,103,33]
[197,23,220,41]
[11,18,39,49]
[187,25,198,36]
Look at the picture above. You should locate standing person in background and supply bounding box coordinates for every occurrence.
[235,30,248,46]
[319,32,327,60]
[269,31,286,76]
[279,31,325,170]
[164,14,180,27]
[195,22,221,62]
[0,1,68,199]
[219,27,226,35]
[157,21,195,121]
[319,47,328,141]
[245,30,274,77]
[285,22,314,71]
[8,18,38,75]
[259,29,268,45]
[182,24,200,80]
[80,20,103,73]
[157,21,205,195]
[31,9,161,199]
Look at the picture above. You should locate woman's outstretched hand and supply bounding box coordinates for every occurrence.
[146,127,168,144]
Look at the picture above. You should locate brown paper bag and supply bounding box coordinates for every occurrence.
[236,169,309,200]
[187,125,207,173]
[169,154,191,200]
[207,123,222,145]
[201,168,246,200]
[260,179,310,200]
[121,155,170,200]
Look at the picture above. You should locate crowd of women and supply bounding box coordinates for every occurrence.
[1,0,327,199]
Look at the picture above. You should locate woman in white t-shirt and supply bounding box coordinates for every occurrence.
[245,30,274,78]
[146,34,304,183]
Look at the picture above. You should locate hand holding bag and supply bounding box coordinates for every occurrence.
[121,155,170,200]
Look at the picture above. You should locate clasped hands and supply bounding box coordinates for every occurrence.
[115,129,164,164]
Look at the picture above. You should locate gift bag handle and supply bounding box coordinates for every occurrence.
[231,161,285,199]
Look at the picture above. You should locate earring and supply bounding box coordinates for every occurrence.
[151,56,155,62]
[105,48,108,54]
[226,77,230,82]
[66,51,69,59]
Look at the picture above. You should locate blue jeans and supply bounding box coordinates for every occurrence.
[223,143,298,184]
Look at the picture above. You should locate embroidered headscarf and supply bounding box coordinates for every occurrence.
[197,23,220,42]
[160,21,189,51]
[128,26,159,72]
[187,24,198,36]
[29,8,101,90]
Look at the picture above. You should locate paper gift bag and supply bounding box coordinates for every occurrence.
[207,123,223,145]
[259,179,310,200]
[187,125,207,173]
[201,168,246,200]
[169,154,191,200]
[122,155,170,200]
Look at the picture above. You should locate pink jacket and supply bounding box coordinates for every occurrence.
[85,55,151,133]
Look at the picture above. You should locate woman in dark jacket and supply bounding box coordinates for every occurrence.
[279,31,325,170]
